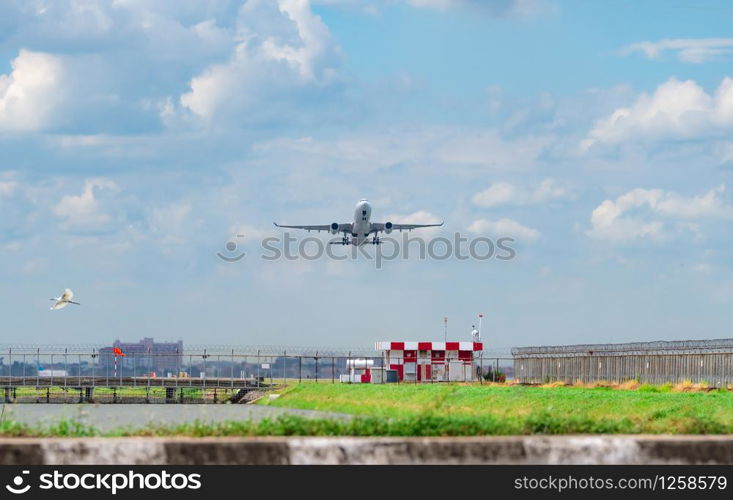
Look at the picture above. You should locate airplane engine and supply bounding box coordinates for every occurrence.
[330,222,339,234]
[384,221,393,234]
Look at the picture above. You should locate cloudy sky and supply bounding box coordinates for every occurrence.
[1,0,733,351]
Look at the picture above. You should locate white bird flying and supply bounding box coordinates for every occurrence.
[49,288,80,310]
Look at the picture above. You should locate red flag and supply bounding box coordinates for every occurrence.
[113,347,125,357]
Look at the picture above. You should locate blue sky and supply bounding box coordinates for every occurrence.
[1,0,733,352]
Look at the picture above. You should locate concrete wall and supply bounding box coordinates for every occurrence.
[2,436,733,465]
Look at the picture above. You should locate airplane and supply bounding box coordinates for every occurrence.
[49,288,81,310]
[274,199,443,245]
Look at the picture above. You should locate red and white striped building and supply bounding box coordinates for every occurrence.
[374,341,484,382]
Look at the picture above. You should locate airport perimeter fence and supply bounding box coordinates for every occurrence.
[513,338,733,387]
[0,345,514,403]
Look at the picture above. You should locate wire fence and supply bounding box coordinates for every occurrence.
[0,348,513,403]
[7,338,729,397]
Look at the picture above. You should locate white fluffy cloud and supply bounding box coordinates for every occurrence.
[582,77,733,148]
[0,181,18,197]
[587,185,732,242]
[53,179,118,230]
[148,202,194,246]
[179,0,340,121]
[2,1,334,132]
[472,179,569,207]
[3,1,235,58]
[0,50,68,131]
[312,0,547,17]
[386,210,443,237]
[621,38,733,64]
[404,0,546,17]
[253,126,549,175]
[468,218,539,241]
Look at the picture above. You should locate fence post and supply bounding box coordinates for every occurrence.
[92,348,96,392]
[315,352,319,383]
[298,356,302,383]
[189,355,193,387]
[217,355,221,388]
[203,349,207,390]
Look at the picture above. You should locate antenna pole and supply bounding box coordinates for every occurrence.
[443,317,448,342]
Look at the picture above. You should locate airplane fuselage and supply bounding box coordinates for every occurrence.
[351,199,372,246]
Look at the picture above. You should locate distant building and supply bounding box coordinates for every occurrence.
[99,338,183,375]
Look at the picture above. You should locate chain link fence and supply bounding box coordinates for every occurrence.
[0,346,513,403]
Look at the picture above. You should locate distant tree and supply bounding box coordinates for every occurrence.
[482,369,506,383]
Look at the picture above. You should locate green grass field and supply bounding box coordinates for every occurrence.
[253,382,733,435]
[2,383,733,437]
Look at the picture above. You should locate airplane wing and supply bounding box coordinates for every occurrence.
[371,222,444,232]
[273,223,353,233]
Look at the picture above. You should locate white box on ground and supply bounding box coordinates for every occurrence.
[449,361,465,382]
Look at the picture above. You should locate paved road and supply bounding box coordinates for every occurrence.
[0,404,349,432]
